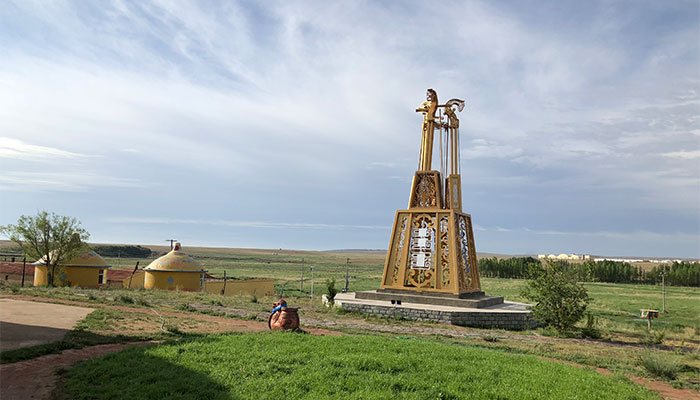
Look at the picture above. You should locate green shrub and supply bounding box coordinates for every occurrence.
[582,312,601,339]
[644,328,666,345]
[164,324,183,335]
[117,294,134,304]
[521,261,590,332]
[176,303,195,312]
[326,278,338,303]
[134,297,149,306]
[638,349,681,380]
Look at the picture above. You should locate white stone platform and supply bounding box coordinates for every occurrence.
[335,292,537,330]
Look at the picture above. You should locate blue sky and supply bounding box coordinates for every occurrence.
[0,1,698,257]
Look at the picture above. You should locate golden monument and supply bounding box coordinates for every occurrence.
[380,89,481,296]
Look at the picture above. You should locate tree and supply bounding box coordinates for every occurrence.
[1,211,89,286]
[521,260,590,332]
[326,278,338,304]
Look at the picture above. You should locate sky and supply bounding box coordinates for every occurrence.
[0,1,698,258]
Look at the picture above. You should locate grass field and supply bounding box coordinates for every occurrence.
[62,332,656,400]
[102,245,699,339]
[2,244,699,396]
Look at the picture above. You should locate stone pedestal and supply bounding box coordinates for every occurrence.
[336,291,537,330]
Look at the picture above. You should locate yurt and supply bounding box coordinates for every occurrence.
[34,249,111,288]
[143,242,206,291]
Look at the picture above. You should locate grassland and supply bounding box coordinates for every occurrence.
[62,332,656,400]
[2,245,699,396]
[102,245,699,340]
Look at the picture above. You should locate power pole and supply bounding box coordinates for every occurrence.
[165,239,178,250]
[21,257,26,288]
[127,262,139,289]
[300,258,304,291]
[344,257,350,293]
[310,266,315,300]
[662,271,666,313]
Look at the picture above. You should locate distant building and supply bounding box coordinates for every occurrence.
[143,242,207,291]
[538,253,591,261]
[34,249,111,288]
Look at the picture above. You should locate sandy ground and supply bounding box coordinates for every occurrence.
[0,299,94,351]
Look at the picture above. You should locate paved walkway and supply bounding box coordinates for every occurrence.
[0,299,94,351]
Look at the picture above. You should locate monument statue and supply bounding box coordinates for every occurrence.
[333,91,532,329]
[379,89,482,296]
[417,89,439,171]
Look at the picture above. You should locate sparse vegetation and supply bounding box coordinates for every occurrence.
[639,349,682,380]
[645,328,666,345]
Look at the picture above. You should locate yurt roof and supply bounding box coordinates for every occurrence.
[143,243,204,272]
[33,249,111,268]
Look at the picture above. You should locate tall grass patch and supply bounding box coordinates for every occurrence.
[638,349,682,380]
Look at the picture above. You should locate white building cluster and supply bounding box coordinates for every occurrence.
[537,254,690,263]
[537,254,591,261]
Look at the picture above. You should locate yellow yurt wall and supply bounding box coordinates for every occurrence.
[143,243,205,291]
[33,249,111,288]
[120,270,146,289]
[33,265,48,286]
[144,271,202,291]
[63,266,107,288]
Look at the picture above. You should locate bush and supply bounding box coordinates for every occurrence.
[521,261,591,332]
[582,312,602,339]
[117,294,134,304]
[639,350,681,380]
[176,303,195,312]
[326,279,338,304]
[644,328,666,345]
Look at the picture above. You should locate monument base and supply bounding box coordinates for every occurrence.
[362,289,503,308]
[336,291,538,330]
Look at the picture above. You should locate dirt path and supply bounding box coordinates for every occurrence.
[0,299,94,351]
[0,295,341,336]
[1,341,154,400]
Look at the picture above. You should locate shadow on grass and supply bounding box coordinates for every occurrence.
[0,325,203,364]
[61,344,230,400]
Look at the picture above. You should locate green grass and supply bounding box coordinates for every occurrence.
[481,278,700,339]
[63,333,656,400]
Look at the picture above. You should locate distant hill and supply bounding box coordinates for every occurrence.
[323,249,387,255]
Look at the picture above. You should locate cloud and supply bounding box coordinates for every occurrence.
[662,150,700,159]
[0,171,145,192]
[0,137,92,161]
[104,217,388,231]
[0,1,697,256]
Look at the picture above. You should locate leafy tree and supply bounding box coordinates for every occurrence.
[521,261,590,332]
[1,211,89,286]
